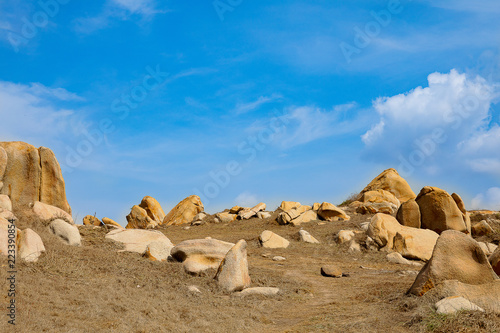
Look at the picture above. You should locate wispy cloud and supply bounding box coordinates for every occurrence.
[234,94,282,115]
[471,187,500,210]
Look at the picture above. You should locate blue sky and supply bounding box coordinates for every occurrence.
[1,0,500,224]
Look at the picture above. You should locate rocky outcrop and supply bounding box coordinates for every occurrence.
[355,189,400,215]
[472,220,494,236]
[163,195,204,226]
[317,202,350,221]
[215,240,251,292]
[139,196,166,224]
[358,168,416,203]
[126,205,157,229]
[408,230,498,296]
[238,202,266,220]
[0,142,71,215]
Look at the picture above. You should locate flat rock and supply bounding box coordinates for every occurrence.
[435,296,484,314]
[386,252,423,266]
[259,230,289,249]
[234,287,280,297]
[106,228,172,254]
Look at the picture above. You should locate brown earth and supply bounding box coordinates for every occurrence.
[1,209,498,332]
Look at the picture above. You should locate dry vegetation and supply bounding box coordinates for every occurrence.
[1,209,499,332]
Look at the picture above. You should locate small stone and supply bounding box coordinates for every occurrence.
[188,285,201,294]
[436,296,485,314]
[386,252,423,266]
[472,220,494,236]
[336,230,355,244]
[233,287,280,297]
[259,230,289,249]
[348,240,362,252]
[272,256,286,261]
[298,230,319,244]
[321,265,342,278]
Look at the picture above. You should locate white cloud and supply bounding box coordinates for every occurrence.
[471,187,500,210]
[234,94,282,115]
[234,192,259,207]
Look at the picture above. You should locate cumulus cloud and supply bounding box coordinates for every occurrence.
[362,69,500,175]
[471,187,500,210]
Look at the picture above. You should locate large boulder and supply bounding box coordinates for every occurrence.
[163,195,204,226]
[490,247,500,276]
[0,142,71,215]
[215,240,251,292]
[279,201,301,211]
[408,230,498,296]
[144,240,174,261]
[171,238,235,275]
[259,230,289,248]
[358,168,416,203]
[17,228,45,262]
[317,202,350,221]
[49,219,81,246]
[216,212,238,223]
[416,187,469,234]
[367,213,402,249]
[106,228,173,255]
[126,205,156,229]
[396,198,421,228]
[139,196,166,225]
[33,201,74,224]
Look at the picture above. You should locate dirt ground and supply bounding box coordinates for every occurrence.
[1,209,499,333]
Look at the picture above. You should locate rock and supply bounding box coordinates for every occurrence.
[431,280,500,313]
[359,222,370,231]
[193,212,208,221]
[0,142,71,214]
[356,201,399,215]
[106,228,173,254]
[272,256,286,261]
[259,230,290,249]
[298,230,319,244]
[0,209,15,221]
[144,240,174,261]
[490,247,500,275]
[102,217,122,228]
[215,240,251,292]
[348,240,361,252]
[336,230,355,244]
[188,285,201,294]
[126,205,156,229]
[0,194,12,212]
[279,201,301,211]
[356,189,400,214]
[312,202,321,211]
[171,238,235,275]
[416,187,469,234]
[216,212,237,223]
[472,220,494,236]
[163,195,204,226]
[408,230,498,296]
[33,201,74,224]
[229,206,244,214]
[317,202,350,221]
[234,287,280,297]
[290,210,318,226]
[139,196,166,225]
[396,198,421,228]
[17,228,45,262]
[238,202,266,220]
[49,219,81,246]
[435,296,484,314]
[257,211,272,219]
[478,242,492,255]
[277,209,300,225]
[358,168,416,203]
[321,265,343,278]
[83,215,102,226]
[386,252,423,266]
[0,217,18,256]
[487,243,498,254]
[367,213,402,249]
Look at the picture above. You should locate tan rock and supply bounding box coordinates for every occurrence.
[336,230,355,244]
[356,201,398,215]
[472,220,494,236]
[144,240,174,261]
[0,217,18,256]
[234,287,280,297]
[359,168,416,203]
[102,217,122,228]
[139,196,166,224]
[408,230,498,296]
[33,201,74,224]
[386,252,423,266]
[106,228,173,254]
[229,206,244,214]
[451,192,471,233]
[257,211,272,219]
[216,212,238,223]
[0,194,12,212]
[367,213,402,249]
[259,230,289,249]
[298,230,319,244]
[0,147,7,191]
[83,215,102,226]
[490,247,500,276]
[392,227,439,261]
[238,202,266,220]
[163,195,204,226]
[39,147,71,214]
[436,296,484,314]
[291,210,318,226]
[295,205,312,214]
[321,265,342,278]
[280,201,301,211]
[312,202,321,211]
[49,219,81,246]
[317,202,350,221]
[126,205,156,229]
[416,187,468,234]
[396,199,421,228]
[277,209,300,225]
[431,280,500,313]
[215,239,251,292]
[17,228,45,262]
[360,189,400,206]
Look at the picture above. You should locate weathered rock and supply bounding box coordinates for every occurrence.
[431,280,500,313]
[139,196,166,224]
[386,252,423,266]
[216,212,238,223]
[321,265,342,278]
[259,230,289,249]
[234,287,280,297]
[348,240,362,252]
[356,201,399,215]
[238,202,266,220]
[272,256,286,261]
[451,192,471,233]
[17,228,45,262]
[229,206,244,214]
[106,228,173,254]
[0,209,15,221]
[171,238,235,275]
[0,194,12,212]
[33,201,74,224]
[126,205,156,229]
[408,230,498,296]
[0,142,71,214]
[279,201,301,211]
[358,168,416,203]
[436,296,484,314]
[478,242,492,256]
[472,220,494,236]
[215,240,251,292]
[0,217,17,256]
[163,195,204,226]
[367,213,402,249]
[188,285,201,294]
[396,199,421,228]
[312,202,321,211]
[416,187,469,234]
[298,230,319,244]
[102,217,122,228]
[144,240,174,261]
[257,211,272,219]
[490,247,500,275]
[49,219,81,246]
[336,230,355,244]
[83,215,102,226]
[277,209,300,225]
[291,210,318,226]
[317,202,350,221]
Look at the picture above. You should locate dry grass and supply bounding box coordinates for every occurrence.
[1,209,498,332]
